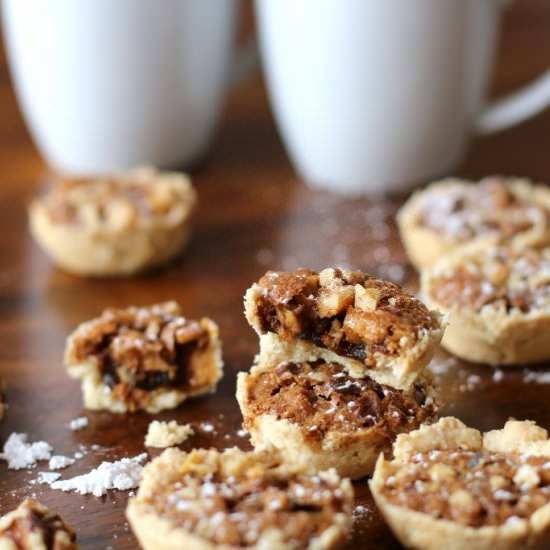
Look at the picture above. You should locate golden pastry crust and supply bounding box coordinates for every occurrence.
[422,243,550,365]
[0,499,77,550]
[126,447,353,550]
[29,166,196,276]
[245,268,444,390]
[65,302,223,413]
[397,177,550,271]
[370,417,550,550]
[236,360,437,479]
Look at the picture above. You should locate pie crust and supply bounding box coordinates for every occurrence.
[65,302,223,413]
[397,176,550,271]
[422,243,550,365]
[370,417,550,550]
[245,268,444,390]
[29,166,196,276]
[0,499,77,550]
[236,359,437,479]
[126,447,353,550]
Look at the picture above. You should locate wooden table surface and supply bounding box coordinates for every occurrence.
[2,2,550,548]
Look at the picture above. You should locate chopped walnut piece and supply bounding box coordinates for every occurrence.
[65,302,222,413]
[0,499,77,550]
[318,286,355,318]
[354,285,381,312]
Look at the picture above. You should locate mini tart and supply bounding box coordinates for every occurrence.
[0,499,77,550]
[126,447,353,550]
[422,243,550,365]
[64,301,223,413]
[236,359,437,479]
[397,176,550,270]
[245,268,444,390]
[370,417,550,550]
[29,166,196,276]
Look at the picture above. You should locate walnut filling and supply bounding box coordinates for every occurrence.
[41,168,192,229]
[254,268,438,369]
[147,469,347,547]
[245,361,435,448]
[418,177,549,242]
[68,303,217,411]
[380,449,550,527]
[1,500,76,549]
[430,247,550,313]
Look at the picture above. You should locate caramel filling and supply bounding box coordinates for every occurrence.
[147,471,346,547]
[72,306,213,411]
[245,361,435,448]
[381,449,550,527]
[2,506,76,549]
[256,269,437,369]
[419,178,547,242]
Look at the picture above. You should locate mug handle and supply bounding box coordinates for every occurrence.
[476,68,550,134]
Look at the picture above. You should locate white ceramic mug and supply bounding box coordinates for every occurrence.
[256,0,550,195]
[2,0,253,174]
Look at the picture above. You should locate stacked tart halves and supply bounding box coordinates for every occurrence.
[422,244,550,365]
[237,268,445,479]
[371,417,550,550]
[397,176,550,270]
[127,447,353,550]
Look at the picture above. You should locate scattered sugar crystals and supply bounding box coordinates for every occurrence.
[68,416,89,431]
[50,453,148,497]
[36,472,61,485]
[199,422,216,434]
[49,455,76,470]
[523,369,550,384]
[0,433,52,470]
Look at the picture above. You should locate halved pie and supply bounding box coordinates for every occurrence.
[245,268,444,390]
[65,302,222,413]
[0,499,77,549]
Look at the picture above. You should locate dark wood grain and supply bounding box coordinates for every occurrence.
[1,1,550,548]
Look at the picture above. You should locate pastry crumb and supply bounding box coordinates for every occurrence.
[145,420,194,448]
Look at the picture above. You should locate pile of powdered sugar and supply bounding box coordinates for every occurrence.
[0,433,52,470]
[50,453,148,497]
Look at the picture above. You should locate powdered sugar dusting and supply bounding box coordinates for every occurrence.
[50,453,148,497]
[0,433,52,470]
